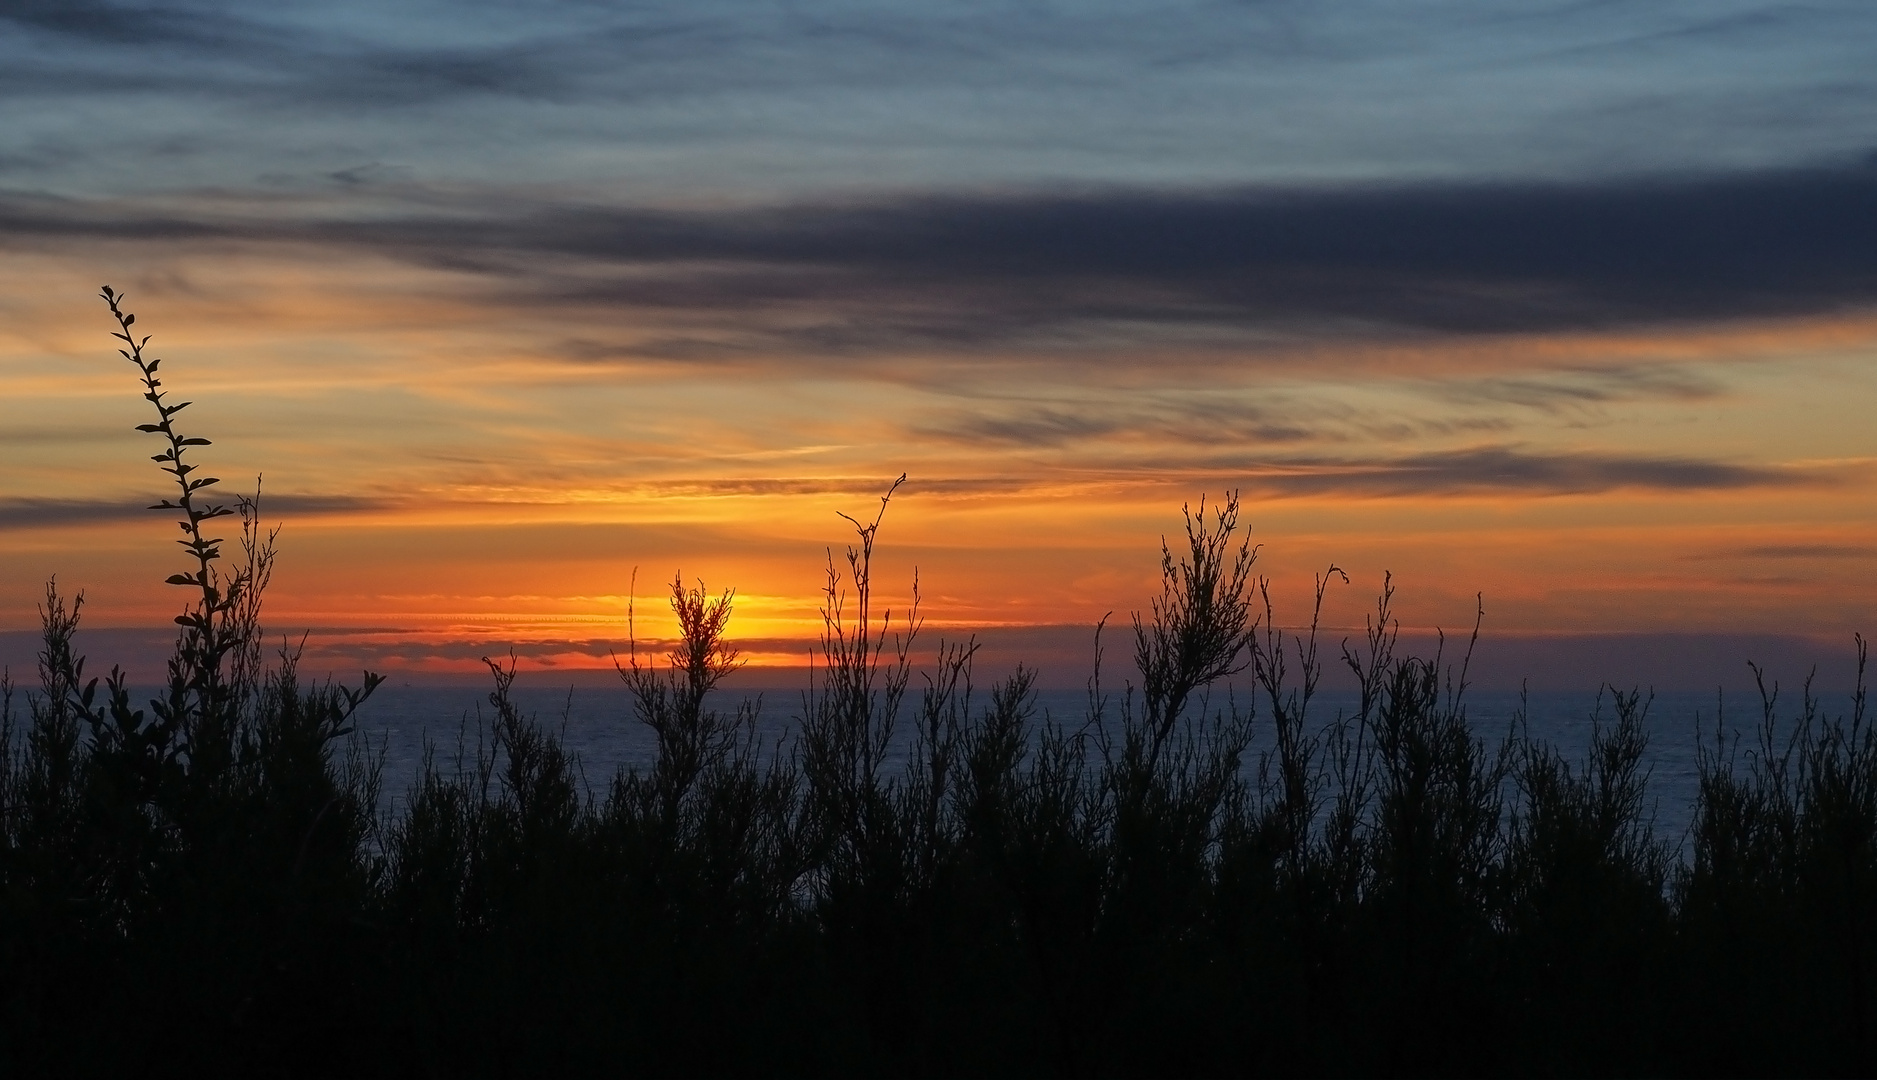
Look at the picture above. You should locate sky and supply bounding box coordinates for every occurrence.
[1,0,1875,690]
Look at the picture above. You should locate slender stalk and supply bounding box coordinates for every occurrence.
[99,285,240,718]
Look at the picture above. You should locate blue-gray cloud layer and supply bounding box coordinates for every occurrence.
[454,168,1877,335]
[2,1,1873,198]
[7,2,1874,353]
[7,165,1874,346]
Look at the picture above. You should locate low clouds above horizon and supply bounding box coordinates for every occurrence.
[0,441,1824,535]
[3,0,1873,645]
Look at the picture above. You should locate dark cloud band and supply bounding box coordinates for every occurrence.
[0,493,391,530]
[456,166,1877,335]
[7,165,1876,348]
[1216,447,1808,498]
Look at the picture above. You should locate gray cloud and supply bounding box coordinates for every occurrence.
[506,169,1877,335]
[611,450,1819,500]
[9,165,1877,355]
[0,0,586,105]
[0,452,1788,524]
[0,493,393,530]
[920,398,1326,449]
[1431,367,1726,412]
[0,0,247,47]
[1742,544,1873,559]
[0,484,1031,531]
[1682,544,1876,561]
[2,2,1873,208]
[1194,446,1808,498]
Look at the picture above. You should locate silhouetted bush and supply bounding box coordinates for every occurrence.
[2,291,1874,1076]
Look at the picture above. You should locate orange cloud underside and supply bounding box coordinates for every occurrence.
[1,247,1874,677]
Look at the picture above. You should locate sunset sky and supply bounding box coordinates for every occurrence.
[2,1,1874,689]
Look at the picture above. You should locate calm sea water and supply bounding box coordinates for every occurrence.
[344,682,1791,853]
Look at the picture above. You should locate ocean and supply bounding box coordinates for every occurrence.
[346,680,1799,854]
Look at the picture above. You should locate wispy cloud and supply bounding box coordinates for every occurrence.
[1682,544,1876,561]
[0,0,254,49]
[1429,366,1725,413]
[0,493,393,530]
[917,397,1329,449]
[3,1,1872,192]
[1198,446,1809,498]
[609,451,1821,500]
[623,477,1029,498]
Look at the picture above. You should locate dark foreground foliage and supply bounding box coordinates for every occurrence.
[2,292,1874,1077]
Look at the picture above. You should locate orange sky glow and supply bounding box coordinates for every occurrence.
[2,235,1872,689]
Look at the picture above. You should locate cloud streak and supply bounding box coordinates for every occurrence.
[1683,544,1876,562]
[0,493,394,530]
[0,445,1806,532]
[8,165,1875,359]
[367,167,1877,337]
[1186,446,1809,498]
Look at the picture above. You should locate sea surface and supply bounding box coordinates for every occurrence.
[343,681,1813,854]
